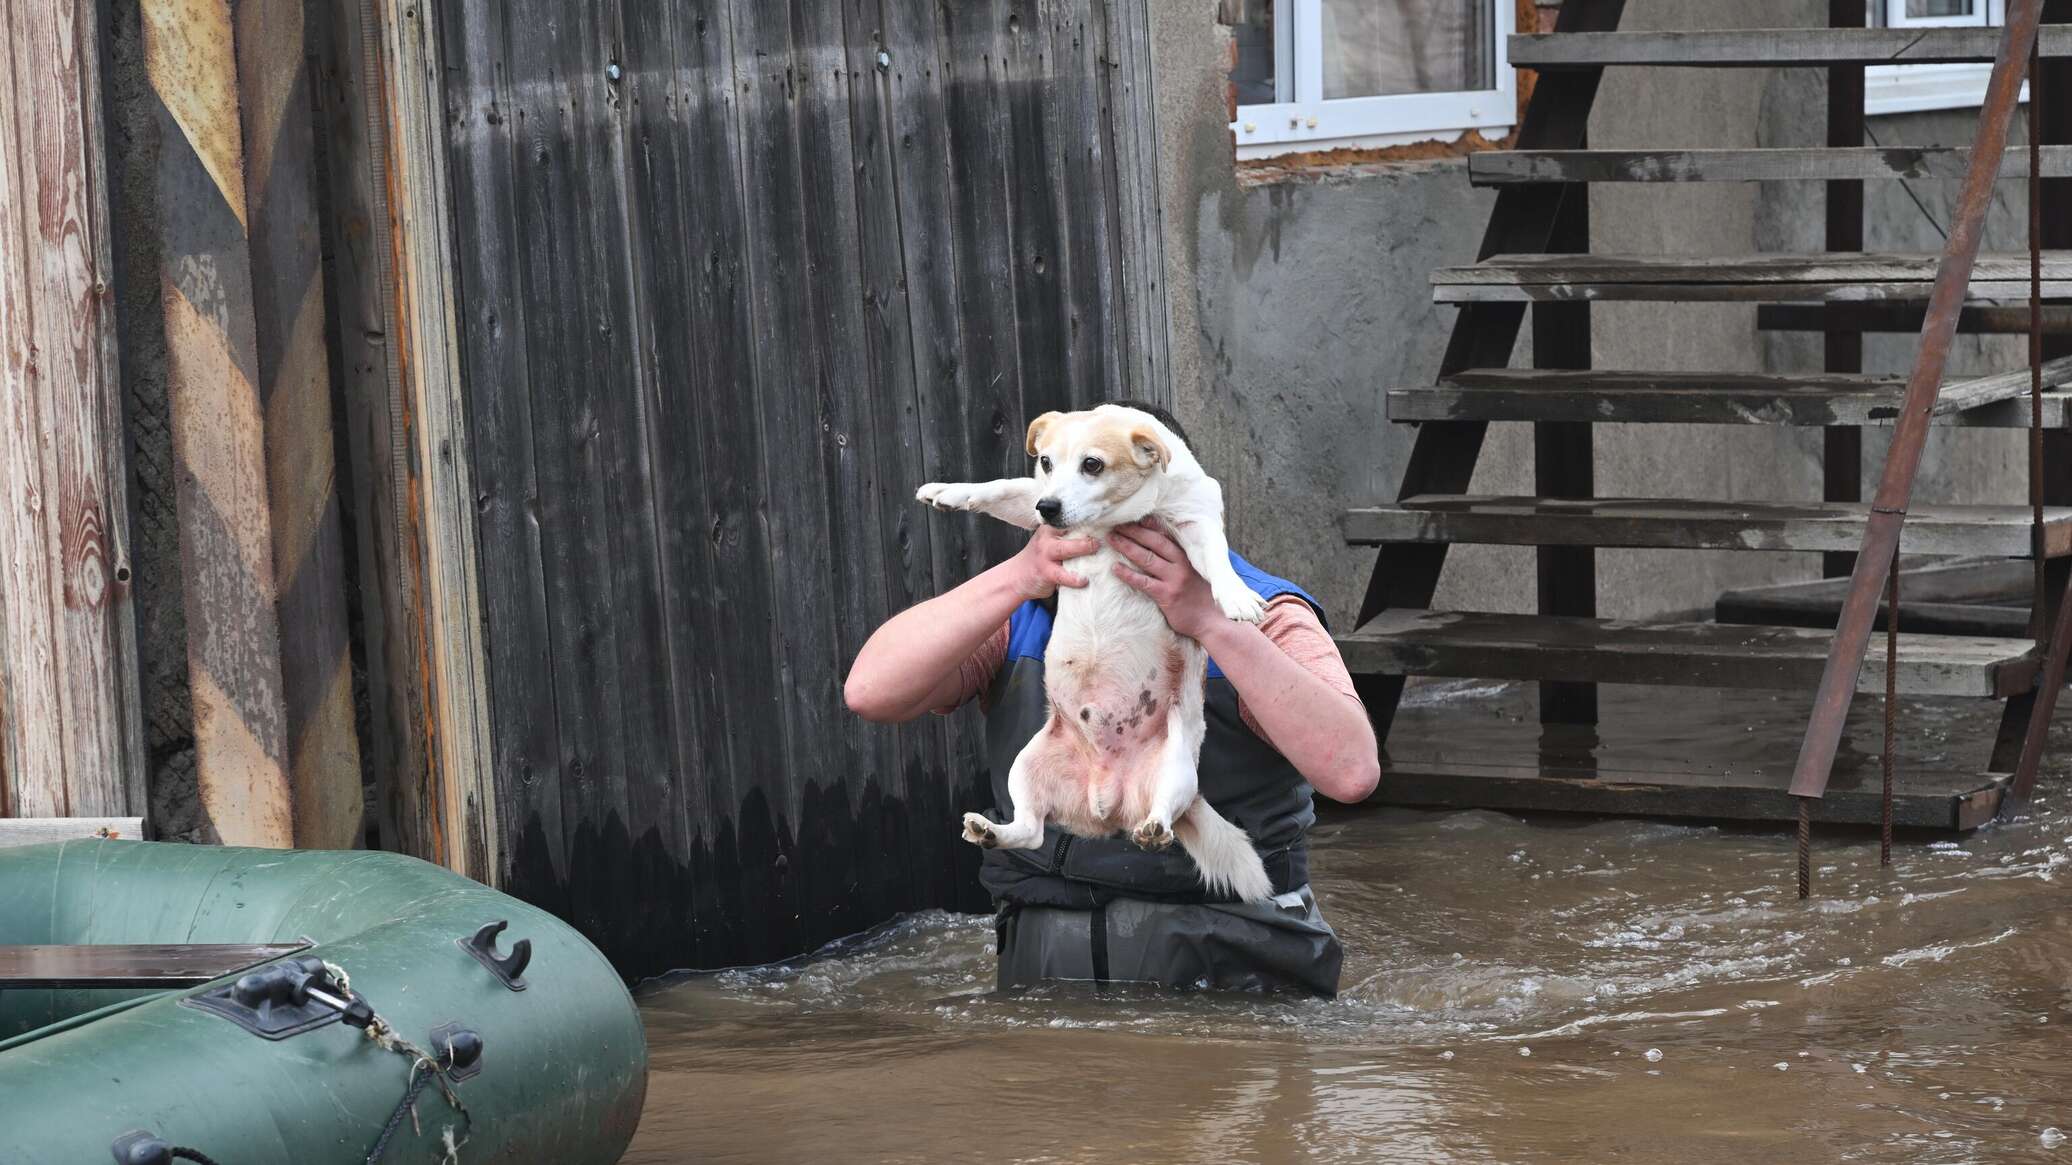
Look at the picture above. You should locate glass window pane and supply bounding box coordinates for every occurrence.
[1905,0,1976,16]
[1229,0,1279,107]
[1321,0,1495,100]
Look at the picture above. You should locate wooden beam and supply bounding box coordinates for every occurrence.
[1340,610,2039,698]
[141,0,294,847]
[1534,180,1594,726]
[1387,369,2072,427]
[0,0,146,819]
[1346,496,2072,557]
[1826,5,1865,581]
[234,0,363,850]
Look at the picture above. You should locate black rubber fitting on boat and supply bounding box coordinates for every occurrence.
[109,1131,172,1165]
[459,920,531,991]
[431,1021,487,1082]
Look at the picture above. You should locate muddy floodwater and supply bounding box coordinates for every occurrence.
[627,685,2072,1163]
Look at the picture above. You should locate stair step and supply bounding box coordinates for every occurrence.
[1376,751,2007,831]
[1338,610,2038,698]
[1388,369,2072,428]
[1345,496,2072,557]
[1469,147,2072,186]
[1432,252,2072,304]
[1511,27,2072,69]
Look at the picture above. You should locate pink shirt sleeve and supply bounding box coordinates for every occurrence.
[931,621,1011,714]
[1235,596,1361,751]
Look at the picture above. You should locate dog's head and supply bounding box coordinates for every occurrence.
[1024,404,1177,531]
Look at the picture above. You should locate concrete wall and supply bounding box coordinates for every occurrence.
[1148,0,2035,630]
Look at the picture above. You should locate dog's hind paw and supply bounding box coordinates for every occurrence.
[1131,818,1175,852]
[961,813,1001,848]
[1213,581,1266,624]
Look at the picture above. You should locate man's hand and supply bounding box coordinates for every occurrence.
[1010,525,1100,600]
[1111,519,1225,641]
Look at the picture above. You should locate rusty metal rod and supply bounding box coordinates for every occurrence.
[1882,549,1896,868]
[2038,21,2051,650]
[1796,796,1812,900]
[1791,0,2047,803]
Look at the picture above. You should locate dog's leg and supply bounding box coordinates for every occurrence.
[1165,501,1265,623]
[916,477,1043,530]
[962,729,1052,851]
[1131,646,1208,852]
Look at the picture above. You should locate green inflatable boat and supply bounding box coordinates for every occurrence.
[0,840,646,1163]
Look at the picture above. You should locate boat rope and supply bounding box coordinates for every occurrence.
[169,1150,224,1165]
[322,960,474,1164]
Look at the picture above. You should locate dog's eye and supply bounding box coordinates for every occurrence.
[1081,457,1104,476]
[1038,456,1052,473]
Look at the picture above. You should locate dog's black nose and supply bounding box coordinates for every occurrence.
[1035,497,1063,524]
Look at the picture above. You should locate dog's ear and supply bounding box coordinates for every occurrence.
[1128,427,1169,470]
[1025,412,1061,457]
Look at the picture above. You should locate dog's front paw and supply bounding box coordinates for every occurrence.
[1213,581,1266,624]
[1131,818,1175,852]
[917,482,980,512]
[961,812,1001,848]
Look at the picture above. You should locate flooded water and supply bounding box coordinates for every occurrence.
[628,685,2072,1163]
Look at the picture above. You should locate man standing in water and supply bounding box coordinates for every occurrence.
[844,403,1379,996]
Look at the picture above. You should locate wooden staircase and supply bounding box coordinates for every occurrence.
[1346,1,2072,834]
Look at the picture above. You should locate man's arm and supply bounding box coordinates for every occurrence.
[1111,521,1381,803]
[844,526,1099,723]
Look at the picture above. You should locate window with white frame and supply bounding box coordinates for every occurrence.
[1229,1,1517,159]
[1866,0,2028,115]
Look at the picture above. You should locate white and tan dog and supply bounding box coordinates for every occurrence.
[916,404,1274,902]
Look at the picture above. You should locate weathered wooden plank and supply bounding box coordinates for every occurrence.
[1511,26,2072,68]
[881,0,986,907]
[1933,353,2072,414]
[1339,610,2039,698]
[0,0,144,819]
[1344,496,2072,557]
[1387,369,2072,427]
[1470,146,2072,185]
[939,0,1029,564]
[1001,0,1074,421]
[1374,754,2005,831]
[668,0,786,959]
[1436,250,2072,286]
[371,0,497,876]
[0,817,143,848]
[1824,1,1865,584]
[1443,279,2072,304]
[1104,0,1170,400]
[1725,556,2035,607]
[1716,557,2036,637]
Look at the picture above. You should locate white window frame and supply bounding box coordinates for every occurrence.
[1866,0,2028,116]
[1232,1,1517,160]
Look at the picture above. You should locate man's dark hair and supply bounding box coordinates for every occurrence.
[1106,398,1189,445]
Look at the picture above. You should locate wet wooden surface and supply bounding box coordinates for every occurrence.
[1431,252,2072,304]
[1339,610,2040,699]
[0,943,306,988]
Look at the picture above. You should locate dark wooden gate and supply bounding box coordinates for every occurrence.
[434,0,1168,976]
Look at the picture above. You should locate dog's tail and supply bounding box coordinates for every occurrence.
[1175,800,1274,903]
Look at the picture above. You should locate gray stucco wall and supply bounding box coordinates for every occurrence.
[1149,0,2034,630]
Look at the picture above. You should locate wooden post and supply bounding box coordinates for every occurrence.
[312,0,496,878]
[1535,178,1596,726]
[139,0,363,847]
[0,0,146,819]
